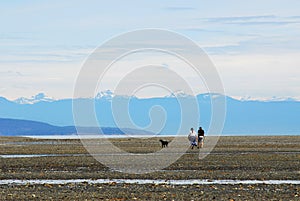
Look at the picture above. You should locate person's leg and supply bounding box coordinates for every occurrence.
[200,137,204,148]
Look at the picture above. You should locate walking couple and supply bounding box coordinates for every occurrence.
[188,127,205,149]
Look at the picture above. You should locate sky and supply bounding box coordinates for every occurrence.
[0,0,300,100]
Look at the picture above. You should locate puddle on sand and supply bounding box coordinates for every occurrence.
[1,150,299,159]
[0,154,87,158]
[0,179,300,185]
[5,141,78,145]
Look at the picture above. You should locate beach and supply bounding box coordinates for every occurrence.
[1,136,299,200]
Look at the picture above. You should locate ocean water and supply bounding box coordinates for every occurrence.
[23,134,184,139]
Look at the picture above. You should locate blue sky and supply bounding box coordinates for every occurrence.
[0,0,300,100]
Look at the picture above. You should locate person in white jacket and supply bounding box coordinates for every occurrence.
[188,128,197,149]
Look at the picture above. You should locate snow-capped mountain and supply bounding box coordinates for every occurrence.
[239,96,298,102]
[1,92,300,135]
[95,90,115,100]
[14,93,55,104]
[165,90,193,98]
[200,93,225,100]
[95,90,137,100]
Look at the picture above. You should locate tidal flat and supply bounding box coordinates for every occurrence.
[0,136,299,200]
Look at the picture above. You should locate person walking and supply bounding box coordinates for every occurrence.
[197,127,205,148]
[188,128,197,149]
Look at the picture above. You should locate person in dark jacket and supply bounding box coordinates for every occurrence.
[197,127,205,148]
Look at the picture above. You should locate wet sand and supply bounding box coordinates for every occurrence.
[0,136,300,200]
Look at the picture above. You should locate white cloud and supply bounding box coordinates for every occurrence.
[212,52,300,98]
[1,1,300,100]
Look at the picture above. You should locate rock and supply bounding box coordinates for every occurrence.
[44,183,53,188]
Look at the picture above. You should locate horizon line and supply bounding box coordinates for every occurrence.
[1,91,300,103]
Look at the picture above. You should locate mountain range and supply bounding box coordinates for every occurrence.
[0,91,299,135]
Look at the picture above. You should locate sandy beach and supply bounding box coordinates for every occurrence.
[1,136,299,200]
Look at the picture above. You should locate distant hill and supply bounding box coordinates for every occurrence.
[0,92,300,135]
[0,118,152,136]
[0,118,75,136]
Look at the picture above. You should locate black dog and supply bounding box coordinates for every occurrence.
[159,139,169,148]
